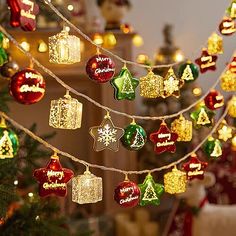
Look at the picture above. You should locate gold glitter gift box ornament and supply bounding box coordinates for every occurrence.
[164,166,187,194]
[228,96,236,118]
[171,115,193,142]
[220,70,236,91]
[139,70,164,98]
[49,91,83,129]
[49,27,81,64]
[72,167,103,204]
[207,32,223,55]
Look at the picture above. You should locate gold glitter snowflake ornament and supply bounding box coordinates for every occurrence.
[217,120,233,142]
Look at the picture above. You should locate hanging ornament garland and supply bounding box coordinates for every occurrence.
[110,66,139,100]
[207,32,223,55]
[203,137,222,160]
[72,167,103,204]
[7,0,39,31]
[150,121,178,154]
[171,115,193,142]
[195,48,217,73]
[33,153,74,197]
[217,120,233,142]
[86,53,115,83]
[89,112,124,152]
[219,17,236,35]
[204,90,224,110]
[178,60,199,82]
[190,105,215,129]
[114,177,140,208]
[10,67,46,105]
[138,173,164,206]
[49,91,83,129]
[164,166,187,194]
[139,70,164,98]
[121,121,147,151]
[0,118,19,159]
[182,153,208,180]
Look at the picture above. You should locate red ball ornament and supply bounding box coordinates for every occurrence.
[219,17,236,36]
[204,90,224,110]
[86,54,115,83]
[114,180,140,208]
[10,68,45,105]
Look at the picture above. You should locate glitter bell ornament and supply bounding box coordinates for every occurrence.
[228,96,236,118]
[171,115,192,142]
[164,166,187,194]
[0,118,19,159]
[220,70,236,91]
[72,167,103,204]
[49,91,83,129]
[139,70,164,98]
[49,28,81,64]
[207,32,223,55]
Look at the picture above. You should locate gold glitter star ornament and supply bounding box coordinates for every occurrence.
[72,167,103,204]
[139,70,164,98]
[89,112,124,152]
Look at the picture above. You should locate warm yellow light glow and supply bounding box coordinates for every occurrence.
[174,50,184,62]
[103,33,117,48]
[192,87,202,96]
[13,180,18,185]
[20,41,30,52]
[93,33,103,45]
[136,54,149,64]
[38,40,48,53]
[67,4,74,11]
[132,34,144,47]
[28,192,34,198]
[2,37,10,49]
[232,136,236,151]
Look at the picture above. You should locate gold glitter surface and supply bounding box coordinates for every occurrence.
[164,166,187,194]
[228,96,236,118]
[72,170,103,204]
[207,32,223,55]
[220,70,236,92]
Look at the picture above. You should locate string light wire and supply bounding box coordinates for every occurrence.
[0,102,230,176]
[0,25,233,121]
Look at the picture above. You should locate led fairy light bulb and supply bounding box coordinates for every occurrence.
[72,166,103,204]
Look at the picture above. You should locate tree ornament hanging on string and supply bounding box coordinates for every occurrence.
[228,96,236,118]
[0,118,19,159]
[7,0,39,31]
[204,90,224,110]
[49,91,83,129]
[178,60,199,82]
[190,105,215,129]
[217,120,233,142]
[114,177,140,208]
[72,167,103,204]
[229,55,236,74]
[0,33,8,66]
[220,70,236,91]
[49,28,81,64]
[33,153,74,197]
[171,115,192,142]
[195,48,217,73]
[164,166,187,194]
[86,53,115,83]
[139,70,164,98]
[0,58,19,78]
[182,153,208,181]
[162,67,184,98]
[219,17,236,35]
[10,67,46,105]
[138,173,164,206]
[227,0,236,19]
[150,121,178,154]
[207,32,223,55]
[121,121,147,151]
[110,66,139,100]
[89,112,124,152]
[203,137,222,160]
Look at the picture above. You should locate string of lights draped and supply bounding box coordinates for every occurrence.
[0,25,232,121]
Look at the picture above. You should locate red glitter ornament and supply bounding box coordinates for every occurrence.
[7,0,39,31]
[10,68,45,105]
[114,180,140,208]
[219,17,236,36]
[86,54,115,83]
[195,48,217,73]
[204,90,224,110]
[182,153,208,181]
[149,122,178,154]
[34,154,74,197]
